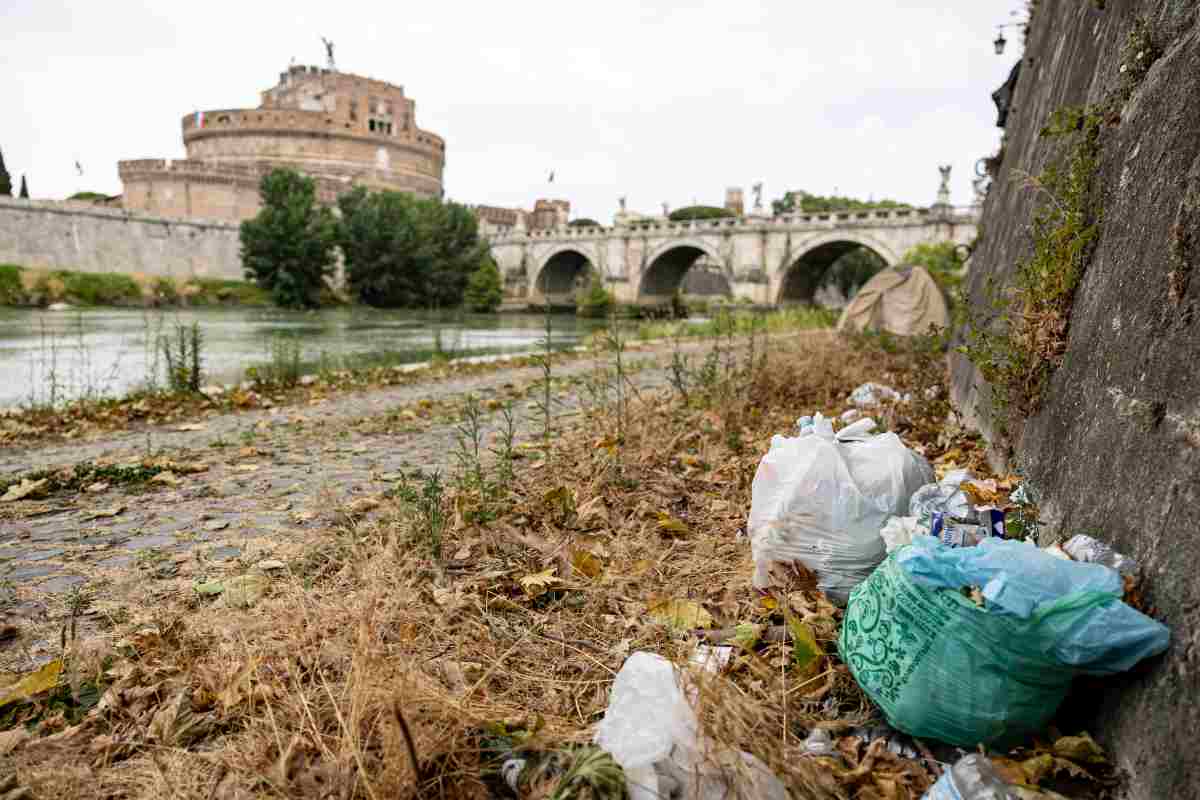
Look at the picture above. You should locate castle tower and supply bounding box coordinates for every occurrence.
[119,66,446,221]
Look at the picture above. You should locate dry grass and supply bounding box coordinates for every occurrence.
[0,331,991,799]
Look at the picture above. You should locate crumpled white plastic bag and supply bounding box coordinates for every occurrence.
[594,651,786,800]
[748,414,933,601]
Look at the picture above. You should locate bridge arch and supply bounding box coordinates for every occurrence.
[533,245,598,304]
[638,238,726,301]
[777,231,899,305]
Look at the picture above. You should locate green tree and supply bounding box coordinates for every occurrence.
[0,148,11,196]
[239,169,338,308]
[902,241,966,299]
[668,205,734,222]
[568,218,601,228]
[18,175,28,199]
[464,255,504,312]
[337,187,484,308]
[772,190,910,216]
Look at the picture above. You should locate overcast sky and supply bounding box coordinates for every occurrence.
[2,1,1022,222]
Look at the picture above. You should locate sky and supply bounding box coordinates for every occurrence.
[1,0,1023,223]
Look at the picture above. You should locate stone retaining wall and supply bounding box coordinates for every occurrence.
[0,197,242,280]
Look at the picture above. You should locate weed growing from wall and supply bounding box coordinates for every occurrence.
[961,105,1103,416]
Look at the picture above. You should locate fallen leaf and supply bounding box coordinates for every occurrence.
[345,496,381,516]
[0,659,62,708]
[519,567,563,598]
[0,726,30,754]
[193,581,224,596]
[222,574,269,608]
[234,464,259,473]
[452,544,472,560]
[648,598,713,631]
[88,504,126,519]
[85,482,109,494]
[1021,754,1095,784]
[570,549,604,579]
[542,486,575,519]
[150,471,182,487]
[656,512,690,537]
[174,423,206,432]
[0,478,49,503]
[203,519,229,532]
[732,623,763,650]
[1052,733,1108,765]
[784,613,824,678]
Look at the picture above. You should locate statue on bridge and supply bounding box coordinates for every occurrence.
[662,201,670,217]
[937,165,952,206]
[618,196,627,213]
[752,182,764,214]
[321,37,337,71]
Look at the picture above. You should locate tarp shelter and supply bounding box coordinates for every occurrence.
[837,265,949,336]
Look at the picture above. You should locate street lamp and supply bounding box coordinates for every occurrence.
[994,29,1007,55]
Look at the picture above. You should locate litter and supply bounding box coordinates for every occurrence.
[923,753,1071,800]
[1061,534,1137,576]
[841,537,1170,747]
[880,515,923,553]
[594,651,786,800]
[801,728,837,757]
[748,413,933,601]
[909,471,976,526]
[840,408,862,424]
[849,382,902,407]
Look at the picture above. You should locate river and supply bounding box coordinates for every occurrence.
[0,307,610,408]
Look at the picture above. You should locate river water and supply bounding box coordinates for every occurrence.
[0,307,609,408]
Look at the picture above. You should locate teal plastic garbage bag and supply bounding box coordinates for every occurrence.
[839,540,1169,747]
[897,537,1169,673]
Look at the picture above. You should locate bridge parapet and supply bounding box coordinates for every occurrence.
[485,206,978,245]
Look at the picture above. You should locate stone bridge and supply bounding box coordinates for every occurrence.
[487,205,979,306]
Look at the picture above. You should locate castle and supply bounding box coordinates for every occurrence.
[118,65,446,222]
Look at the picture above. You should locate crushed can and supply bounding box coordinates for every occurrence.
[980,507,1006,539]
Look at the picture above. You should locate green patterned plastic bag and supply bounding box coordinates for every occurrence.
[838,550,1121,747]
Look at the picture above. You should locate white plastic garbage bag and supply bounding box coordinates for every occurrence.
[748,414,933,601]
[594,652,786,800]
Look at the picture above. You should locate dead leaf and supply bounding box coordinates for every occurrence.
[1052,733,1108,765]
[0,659,62,708]
[234,464,260,473]
[452,544,472,560]
[656,512,690,537]
[150,471,182,487]
[519,567,563,598]
[648,598,713,631]
[345,496,381,516]
[570,549,603,580]
[0,478,49,503]
[173,423,206,432]
[85,482,109,494]
[0,726,30,754]
[88,504,126,519]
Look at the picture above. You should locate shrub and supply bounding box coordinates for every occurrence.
[668,206,734,222]
[576,276,615,318]
[0,264,23,304]
[568,218,601,228]
[58,271,141,306]
[240,169,338,309]
[464,256,504,312]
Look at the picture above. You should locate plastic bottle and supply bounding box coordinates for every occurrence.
[923,754,1020,800]
[802,728,837,757]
